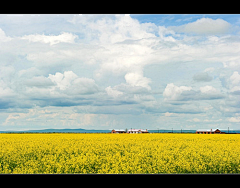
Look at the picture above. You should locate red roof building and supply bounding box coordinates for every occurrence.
[196,128,225,134]
[111,129,126,133]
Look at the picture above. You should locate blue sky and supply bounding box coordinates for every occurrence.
[0,14,240,131]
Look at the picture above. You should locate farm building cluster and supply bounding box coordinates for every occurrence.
[111,128,230,134]
[111,129,149,134]
[196,129,225,134]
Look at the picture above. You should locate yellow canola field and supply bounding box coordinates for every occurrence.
[0,133,240,174]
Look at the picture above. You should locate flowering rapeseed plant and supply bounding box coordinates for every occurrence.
[0,133,239,174]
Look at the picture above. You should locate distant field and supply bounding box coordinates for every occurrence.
[0,133,240,174]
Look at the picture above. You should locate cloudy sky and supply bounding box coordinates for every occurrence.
[0,14,240,131]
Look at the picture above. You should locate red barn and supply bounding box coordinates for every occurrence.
[111,129,126,133]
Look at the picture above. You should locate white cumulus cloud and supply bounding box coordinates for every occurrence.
[21,32,78,45]
[48,71,98,95]
[49,71,78,90]
[125,71,151,90]
[173,18,231,35]
[230,71,240,86]
[200,85,218,94]
[105,86,123,98]
[228,117,240,123]
[163,83,192,101]
[228,71,240,94]
[0,28,12,42]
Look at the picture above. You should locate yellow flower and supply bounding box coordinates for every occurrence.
[0,133,239,173]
